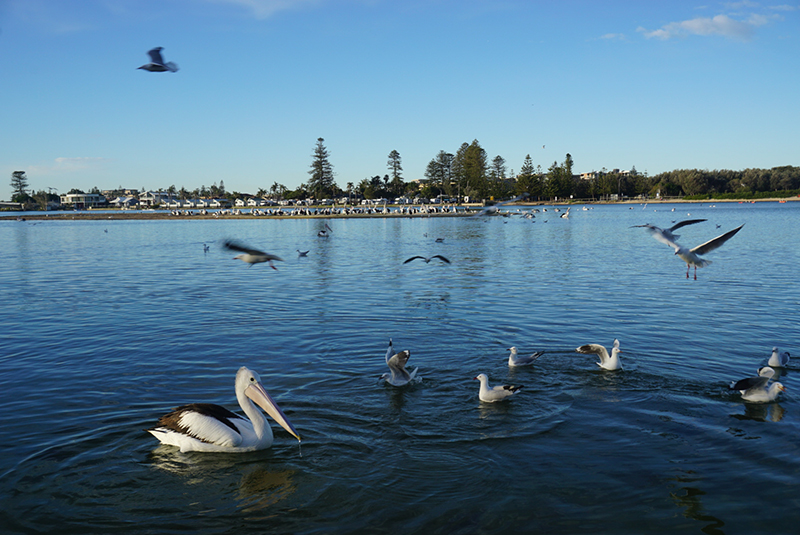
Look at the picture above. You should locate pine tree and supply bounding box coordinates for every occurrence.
[308,138,336,199]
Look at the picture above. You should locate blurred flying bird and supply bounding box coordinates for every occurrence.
[224,240,283,270]
[631,219,707,246]
[403,255,450,264]
[138,47,179,72]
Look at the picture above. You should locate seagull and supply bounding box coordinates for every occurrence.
[508,347,544,367]
[203,243,210,253]
[473,194,528,217]
[403,255,450,264]
[474,373,523,402]
[146,366,300,453]
[665,224,744,280]
[297,249,309,257]
[768,347,790,368]
[138,47,179,72]
[730,366,786,403]
[224,240,283,270]
[381,339,419,387]
[317,223,332,237]
[576,338,622,371]
[630,219,707,246]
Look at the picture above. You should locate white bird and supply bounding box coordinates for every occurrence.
[730,366,786,403]
[768,347,790,368]
[475,373,523,402]
[224,240,283,270]
[403,255,450,264]
[576,338,622,370]
[508,347,544,367]
[317,223,332,237]
[666,224,744,280]
[473,194,528,217]
[381,339,419,387]
[138,47,179,72]
[631,219,707,246]
[560,207,571,219]
[147,366,300,453]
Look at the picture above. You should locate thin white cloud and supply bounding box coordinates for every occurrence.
[28,157,108,176]
[768,4,799,11]
[207,0,324,19]
[600,33,626,41]
[638,14,758,40]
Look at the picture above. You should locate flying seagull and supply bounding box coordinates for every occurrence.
[224,240,283,270]
[475,373,523,402]
[297,249,309,257]
[576,338,622,371]
[138,47,179,72]
[631,219,707,246]
[508,347,544,367]
[473,193,528,217]
[403,255,450,264]
[665,224,744,280]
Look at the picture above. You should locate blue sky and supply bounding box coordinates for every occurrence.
[2,0,798,198]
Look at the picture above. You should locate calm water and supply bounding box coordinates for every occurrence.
[1,202,798,534]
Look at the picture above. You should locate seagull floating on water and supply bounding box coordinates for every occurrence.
[138,47,179,73]
[297,249,309,257]
[475,373,523,402]
[508,347,544,367]
[403,255,450,264]
[224,240,283,270]
[631,219,707,246]
[768,347,790,368]
[664,224,744,280]
[576,338,622,370]
[730,366,786,403]
[146,366,300,453]
[381,339,419,387]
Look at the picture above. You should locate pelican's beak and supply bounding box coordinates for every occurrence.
[246,382,301,441]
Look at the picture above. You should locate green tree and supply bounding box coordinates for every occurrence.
[308,137,336,199]
[515,155,536,197]
[424,150,453,196]
[387,150,403,196]
[10,171,29,201]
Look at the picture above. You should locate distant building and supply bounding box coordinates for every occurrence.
[139,191,177,207]
[60,193,107,209]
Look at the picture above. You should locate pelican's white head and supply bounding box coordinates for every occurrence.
[236,366,300,441]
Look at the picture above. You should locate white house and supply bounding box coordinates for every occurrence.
[60,193,107,209]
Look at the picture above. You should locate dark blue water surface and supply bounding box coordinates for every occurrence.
[1,202,798,534]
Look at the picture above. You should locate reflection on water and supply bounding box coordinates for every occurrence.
[2,203,800,534]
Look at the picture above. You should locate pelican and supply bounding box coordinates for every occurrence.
[224,240,283,270]
[508,347,544,367]
[475,373,523,402]
[631,219,707,246]
[560,207,571,219]
[730,366,786,403]
[576,338,622,371]
[147,366,300,452]
[403,255,450,264]
[666,224,744,280]
[138,47,179,72]
[381,339,419,387]
[768,347,790,368]
[317,223,332,237]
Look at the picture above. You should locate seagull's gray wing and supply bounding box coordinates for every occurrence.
[223,240,265,256]
[690,224,744,255]
[431,255,450,264]
[576,343,609,363]
[148,47,165,64]
[730,375,769,392]
[387,350,412,381]
[667,219,707,232]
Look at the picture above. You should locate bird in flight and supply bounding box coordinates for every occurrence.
[403,255,450,264]
[138,47,179,72]
[224,240,283,270]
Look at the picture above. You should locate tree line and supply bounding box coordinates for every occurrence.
[9,139,800,208]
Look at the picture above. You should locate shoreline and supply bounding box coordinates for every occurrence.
[1,197,796,221]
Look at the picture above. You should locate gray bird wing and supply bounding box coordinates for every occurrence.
[690,224,744,255]
[667,219,707,232]
[147,47,165,64]
[223,240,266,256]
